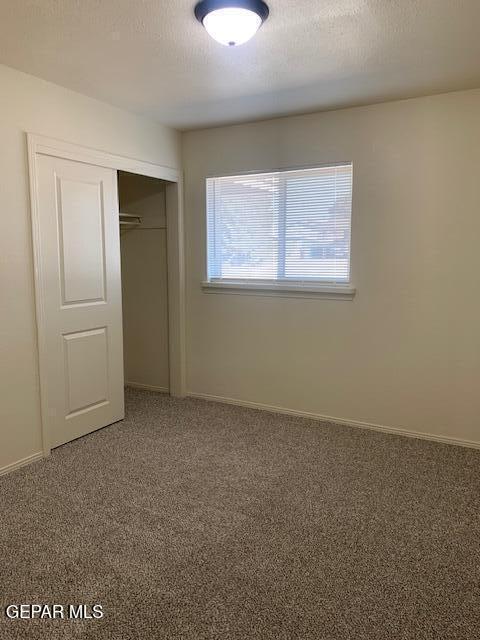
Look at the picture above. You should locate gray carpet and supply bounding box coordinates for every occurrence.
[1,388,479,639]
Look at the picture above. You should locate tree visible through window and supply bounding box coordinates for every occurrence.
[206,164,353,283]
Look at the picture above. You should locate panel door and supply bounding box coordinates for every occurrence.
[36,154,124,448]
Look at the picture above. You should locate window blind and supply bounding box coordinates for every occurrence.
[206,163,353,284]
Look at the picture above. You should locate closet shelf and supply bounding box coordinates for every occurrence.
[119,212,142,227]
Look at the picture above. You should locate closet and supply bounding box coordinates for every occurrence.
[118,171,170,393]
[29,136,184,452]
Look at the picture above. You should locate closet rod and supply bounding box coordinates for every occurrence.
[119,220,141,227]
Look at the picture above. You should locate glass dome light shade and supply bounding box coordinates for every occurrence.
[203,7,262,46]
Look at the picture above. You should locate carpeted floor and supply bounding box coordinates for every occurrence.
[1,388,479,639]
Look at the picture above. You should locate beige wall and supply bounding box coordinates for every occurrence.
[119,172,169,391]
[0,63,180,472]
[182,88,480,445]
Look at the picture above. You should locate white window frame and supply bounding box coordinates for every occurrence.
[202,163,356,300]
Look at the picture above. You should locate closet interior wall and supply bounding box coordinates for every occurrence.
[118,171,169,393]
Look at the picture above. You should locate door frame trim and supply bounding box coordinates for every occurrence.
[27,133,186,456]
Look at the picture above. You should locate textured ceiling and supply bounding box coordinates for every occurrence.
[1,1,480,129]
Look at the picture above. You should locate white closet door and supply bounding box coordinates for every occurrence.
[36,154,124,448]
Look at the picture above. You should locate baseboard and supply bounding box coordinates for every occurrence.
[0,451,44,477]
[187,391,480,451]
[125,381,169,394]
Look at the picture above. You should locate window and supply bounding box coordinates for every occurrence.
[205,163,354,296]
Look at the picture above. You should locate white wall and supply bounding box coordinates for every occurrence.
[182,88,480,446]
[0,63,180,473]
[119,172,169,391]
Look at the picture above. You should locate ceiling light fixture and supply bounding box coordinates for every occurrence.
[194,0,269,47]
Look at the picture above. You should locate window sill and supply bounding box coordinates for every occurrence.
[201,280,356,300]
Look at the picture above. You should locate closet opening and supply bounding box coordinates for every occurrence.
[118,171,171,396]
